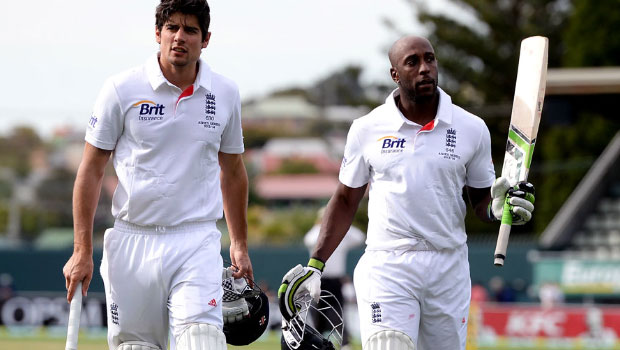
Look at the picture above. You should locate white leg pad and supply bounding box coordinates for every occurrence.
[115,341,160,350]
[176,323,226,350]
[365,330,415,350]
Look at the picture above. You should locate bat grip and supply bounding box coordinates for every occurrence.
[65,281,83,350]
[494,200,513,266]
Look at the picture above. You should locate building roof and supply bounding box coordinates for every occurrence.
[324,105,370,122]
[255,174,339,199]
[243,95,320,120]
[547,67,620,95]
[263,138,329,157]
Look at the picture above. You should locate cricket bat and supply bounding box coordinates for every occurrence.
[494,36,548,266]
[65,282,83,350]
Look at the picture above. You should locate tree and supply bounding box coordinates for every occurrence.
[0,127,43,177]
[418,0,569,105]
[309,65,368,106]
[401,0,570,107]
[563,0,620,66]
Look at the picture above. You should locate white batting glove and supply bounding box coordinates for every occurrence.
[221,267,250,324]
[491,177,535,225]
[278,258,324,320]
[222,297,249,323]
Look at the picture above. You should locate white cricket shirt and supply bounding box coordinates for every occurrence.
[339,88,495,250]
[85,53,244,226]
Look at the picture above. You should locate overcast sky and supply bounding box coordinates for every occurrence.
[0,0,455,138]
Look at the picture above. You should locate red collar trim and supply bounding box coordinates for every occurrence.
[417,120,435,134]
[177,85,194,105]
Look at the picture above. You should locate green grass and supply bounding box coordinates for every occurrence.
[0,329,360,350]
[0,336,281,350]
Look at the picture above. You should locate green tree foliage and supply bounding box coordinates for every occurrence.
[36,168,75,228]
[563,0,620,66]
[534,113,619,233]
[309,65,367,106]
[410,0,569,106]
[244,206,317,245]
[242,127,305,149]
[0,127,43,177]
[276,158,319,174]
[0,179,11,199]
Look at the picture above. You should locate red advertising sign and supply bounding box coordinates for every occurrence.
[469,303,620,349]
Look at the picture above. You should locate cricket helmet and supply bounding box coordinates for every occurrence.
[221,269,270,346]
[280,290,343,350]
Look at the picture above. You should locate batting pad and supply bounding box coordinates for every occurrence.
[115,341,160,350]
[365,330,415,350]
[176,323,226,350]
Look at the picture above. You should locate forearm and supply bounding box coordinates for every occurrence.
[475,194,495,223]
[312,184,366,261]
[221,162,249,249]
[467,186,495,223]
[72,144,110,255]
[72,165,105,255]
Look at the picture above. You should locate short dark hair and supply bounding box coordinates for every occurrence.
[156,0,211,41]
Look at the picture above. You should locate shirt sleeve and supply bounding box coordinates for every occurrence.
[84,78,124,150]
[466,122,496,188]
[338,121,370,188]
[219,87,244,154]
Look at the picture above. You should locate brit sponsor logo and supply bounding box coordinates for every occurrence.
[371,302,382,323]
[132,100,165,121]
[439,128,461,160]
[199,93,220,130]
[378,136,406,154]
[88,115,98,128]
[208,298,217,307]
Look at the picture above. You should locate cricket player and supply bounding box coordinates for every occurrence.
[279,36,536,350]
[62,1,252,349]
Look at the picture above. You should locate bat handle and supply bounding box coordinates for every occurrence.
[65,281,83,350]
[494,200,513,266]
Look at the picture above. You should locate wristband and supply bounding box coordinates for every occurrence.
[308,257,325,272]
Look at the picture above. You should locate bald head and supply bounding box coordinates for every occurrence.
[388,35,439,105]
[388,36,434,67]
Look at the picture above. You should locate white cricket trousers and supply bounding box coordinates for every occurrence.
[354,244,471,350]
[100,219,223,350]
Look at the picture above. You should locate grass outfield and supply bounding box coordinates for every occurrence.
[0,334,280,350]
[0,329,362,350]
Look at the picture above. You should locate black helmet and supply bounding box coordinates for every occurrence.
[222,268,270,346]
[280,291,343,350]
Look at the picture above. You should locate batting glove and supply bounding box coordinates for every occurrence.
[491,177,535,225]
[222,267,250,324]
[278,257,324,321]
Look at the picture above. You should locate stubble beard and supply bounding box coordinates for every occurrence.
[402,81,438,104]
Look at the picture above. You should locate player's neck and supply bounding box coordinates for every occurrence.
[397,93,438,126]
[159,59,199,92]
